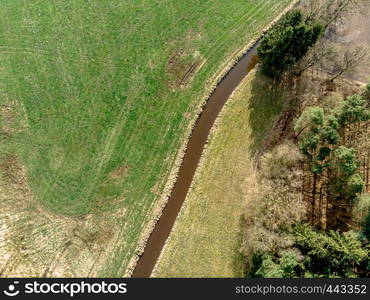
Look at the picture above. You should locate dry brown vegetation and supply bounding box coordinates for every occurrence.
[0,157,127,277]
[243,142,306,268]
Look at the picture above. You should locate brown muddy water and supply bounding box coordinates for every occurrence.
[132,44,259,278]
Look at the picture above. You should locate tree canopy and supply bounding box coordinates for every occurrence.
[258,9,323,77]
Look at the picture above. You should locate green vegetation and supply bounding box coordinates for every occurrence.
[0,0,294,276]
[255,225,369,278]
[295,224,368,277]
[363,210,370,240]
[255,251,299,278]
[294,106,339,174]
[258,9,322,77]
[154,70,286,277]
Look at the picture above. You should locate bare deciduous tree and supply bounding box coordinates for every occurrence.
[324,0,359,28]
[295,39,336,76]
[328,46,367,81]
[294,0,363,77]
[303,0,359,28]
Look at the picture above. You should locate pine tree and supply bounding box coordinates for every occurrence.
[258,10,323,78]
[337,94,370,126]
[295,224,368,277]
[330,146,364,201]
[361,209,370,241]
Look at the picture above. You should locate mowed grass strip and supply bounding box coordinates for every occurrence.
[153,71,286,277]
[0,0,292,276]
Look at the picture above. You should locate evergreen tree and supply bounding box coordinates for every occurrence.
[361,209,370,241]
[337,94,370,126]
[295,107,339,174]
[330,146,364,201]
[295,224,368,277]
[295,100,366,205]
[255,254,284,278]
[255,251,300,278]
[258,10,323,77]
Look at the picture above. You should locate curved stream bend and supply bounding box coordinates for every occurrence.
[132,42,259,278]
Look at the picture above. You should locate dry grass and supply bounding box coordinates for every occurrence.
[0,153,128,277]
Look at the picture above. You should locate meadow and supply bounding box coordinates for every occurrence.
[0,0,292,276]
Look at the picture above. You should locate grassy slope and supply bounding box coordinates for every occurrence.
[153,71,285,277]
[0,0,292,276]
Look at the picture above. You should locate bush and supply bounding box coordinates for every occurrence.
[243,142,306,270]
[260,141,303,179]
[254,250,301,278]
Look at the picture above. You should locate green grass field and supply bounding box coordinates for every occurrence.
[153,70,286,277]
[0,0,292,276]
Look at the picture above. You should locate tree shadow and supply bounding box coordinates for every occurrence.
[246,70,287,156]
[231,214,246,278]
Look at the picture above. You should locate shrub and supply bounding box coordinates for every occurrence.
[260,141,303,179]
[254,250,301,278]
[243,142,306,269]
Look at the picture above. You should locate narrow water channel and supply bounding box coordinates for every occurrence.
[132,42,259,278]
